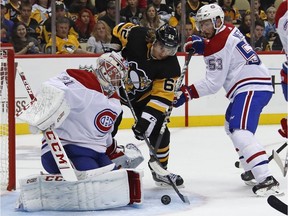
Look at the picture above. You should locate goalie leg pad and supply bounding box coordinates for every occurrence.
[110,143,144,169]
[16,169,143,212]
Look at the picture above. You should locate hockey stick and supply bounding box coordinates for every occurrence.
[273,144,288,177]
[16,68,78,181]
[153,51,193,153]
[121,81,190,204]
[234,142,288,168]
[267,195,288,215]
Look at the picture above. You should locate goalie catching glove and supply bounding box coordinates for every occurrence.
[132,112,157,140]
[17,84,70,131]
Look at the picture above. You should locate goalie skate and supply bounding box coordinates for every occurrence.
[241,170,257,186]
[149,164,184,187]
[252,176,283,197]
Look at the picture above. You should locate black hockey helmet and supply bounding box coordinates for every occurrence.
[155,24,180,48]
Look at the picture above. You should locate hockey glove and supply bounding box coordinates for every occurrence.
[278,117,288,138]
[132,112,157,140]
[173,85,193,108]
[184,35,205,54]
[280,62,288,101]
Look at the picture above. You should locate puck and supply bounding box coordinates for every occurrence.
[161,195,171,205]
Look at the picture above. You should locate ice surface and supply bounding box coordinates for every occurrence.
[1,125,287,216]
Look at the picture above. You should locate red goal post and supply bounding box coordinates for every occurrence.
[0,43,16,192]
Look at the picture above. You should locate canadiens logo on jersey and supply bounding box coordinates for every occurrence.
[126,61,152,94]
[94,109,117,133]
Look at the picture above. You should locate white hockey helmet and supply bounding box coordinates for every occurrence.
[195,4,224,32]
[95,51,128,96]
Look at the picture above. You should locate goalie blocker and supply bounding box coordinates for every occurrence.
[16,169,143,212]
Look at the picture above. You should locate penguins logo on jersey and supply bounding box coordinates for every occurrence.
[94,109,118,133]
[126,61,152,94]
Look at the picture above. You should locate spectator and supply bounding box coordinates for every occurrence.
[45,17,92,54]
[1,3,14,43]
[86,20,120,53]
[99,0,116,31]
[121,0,147,12]
[10,22,41,54]
[218,0,241,24]
[1,25,8,43]
[12,1,42,43]
[224,15,233,25]
[140,4,165,30]
[31,0,51,24]
[246,0,267,21]
[238,12,251,36]
[245,20,270,51]
[168,1,181,32]
[4,0,21,20]
[120,0,142,24]
[186,0,205,23]
[271,33,283,51]
[151,0,173,23]
[264,6,277,41]
[68,0,97,22]
[184,19,195,40]
[42,1,78,44]
[93,0,108,19]
[74,8,96,42]
[260,0,275,11]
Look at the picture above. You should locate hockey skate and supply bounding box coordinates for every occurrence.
[241,170,257,186]
[252,176,283,196]
[149,163,184,187]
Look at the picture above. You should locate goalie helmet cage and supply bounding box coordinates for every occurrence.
[0,43,16,192]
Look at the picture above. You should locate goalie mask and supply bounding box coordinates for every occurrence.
[95,52,128,96]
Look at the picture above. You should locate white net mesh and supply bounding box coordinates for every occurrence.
[0,46,15,192]
[1,49,9,192]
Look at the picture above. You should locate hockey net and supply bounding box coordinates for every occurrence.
[0,44,16,192]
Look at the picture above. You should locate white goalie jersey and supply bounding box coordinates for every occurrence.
[40,69,123,155]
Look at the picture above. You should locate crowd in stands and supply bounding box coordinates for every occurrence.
[0,0,283,54]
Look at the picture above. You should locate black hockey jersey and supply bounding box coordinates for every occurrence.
[112,22,181,118]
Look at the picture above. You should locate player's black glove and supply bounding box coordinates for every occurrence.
[132,113,157,140]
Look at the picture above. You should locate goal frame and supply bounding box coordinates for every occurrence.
[0,43,16,191]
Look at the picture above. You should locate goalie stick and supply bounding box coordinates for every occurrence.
[16,68,78,181]
[120,81,190,204]
[267,195,288,215]
[234,142,288,168]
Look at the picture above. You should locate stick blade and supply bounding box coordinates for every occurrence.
[267,195,288,215]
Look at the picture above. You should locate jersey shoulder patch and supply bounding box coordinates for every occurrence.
[66,69,102,92]
[204,25,234,56]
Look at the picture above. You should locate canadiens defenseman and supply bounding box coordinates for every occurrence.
[174,4,282,196]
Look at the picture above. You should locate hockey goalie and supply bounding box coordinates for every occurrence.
[16,52,144,211]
